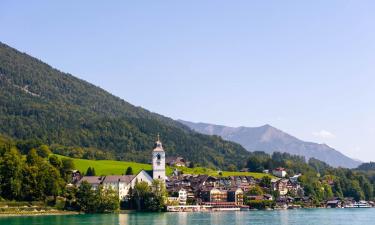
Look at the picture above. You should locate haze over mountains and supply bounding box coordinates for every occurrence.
[179,120,361,168]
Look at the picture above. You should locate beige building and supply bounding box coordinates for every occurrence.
[271,179,289,196]
[178,188,187,205]
[228,188,244,205]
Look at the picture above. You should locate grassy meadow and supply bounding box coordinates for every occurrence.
[55,154,271,178]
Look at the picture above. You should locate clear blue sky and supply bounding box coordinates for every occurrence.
[1,0,375,161]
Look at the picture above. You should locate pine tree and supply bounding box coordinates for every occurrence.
[125,166,133,175]
[86,167,92,176]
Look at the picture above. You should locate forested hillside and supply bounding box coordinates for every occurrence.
[1,134,373,204]
[245,151,374,202]
[0,42,249,169]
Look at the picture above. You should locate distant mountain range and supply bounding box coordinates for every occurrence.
[179,120,361,168]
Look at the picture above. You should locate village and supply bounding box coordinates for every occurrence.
[73,137,374,211]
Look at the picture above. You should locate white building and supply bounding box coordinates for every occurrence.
[152,135,166,181]
[272,167,287,178]
[102,175,134,200]
[77,135,166,200]
[178,188,187,205]
[103,170,154,200]
[78,170,154,201]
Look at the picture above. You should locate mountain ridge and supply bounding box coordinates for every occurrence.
[0,41,250,169]
[178,120,361,168]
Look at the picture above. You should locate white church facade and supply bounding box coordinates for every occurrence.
[77,136,166,201]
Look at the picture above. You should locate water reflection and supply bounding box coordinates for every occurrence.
[118,213,170,225]
[118,214,127,224]
[117,211,290,225]
[279,210,290,225]
[176,212,188,225]
[1,209,375,225]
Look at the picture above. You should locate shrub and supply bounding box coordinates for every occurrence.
[247,200,275,209]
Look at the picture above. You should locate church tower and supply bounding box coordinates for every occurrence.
[152,134,166,181]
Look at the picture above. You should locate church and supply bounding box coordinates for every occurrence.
[76,136,166,200]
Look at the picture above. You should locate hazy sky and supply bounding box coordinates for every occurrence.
[1,1,375,161]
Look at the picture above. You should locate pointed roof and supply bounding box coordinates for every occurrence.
[153,133,164,152]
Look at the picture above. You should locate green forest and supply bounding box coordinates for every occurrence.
[0,42,249,169]
[246,151,375,202]
[1,134,374,208]
[0,135,121,213]
[0,135,70,202]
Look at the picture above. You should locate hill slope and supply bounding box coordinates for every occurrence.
[55,155,269,178]
[0,42,250,169]
[179,120,361,168]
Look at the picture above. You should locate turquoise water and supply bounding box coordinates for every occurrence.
[1,209,375,225]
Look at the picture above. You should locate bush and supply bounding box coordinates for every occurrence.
[247,200,275,209]
[55,197,66,210]
[76,182,119,213]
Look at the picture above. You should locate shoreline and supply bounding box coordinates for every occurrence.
[1,207,373,217]
[0,210,80,217]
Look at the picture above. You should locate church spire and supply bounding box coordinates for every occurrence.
[153,133,164,151]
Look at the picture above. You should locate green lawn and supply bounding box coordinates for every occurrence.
[55,154,271,178]
[55,155,159,176]
[176,166,272,179]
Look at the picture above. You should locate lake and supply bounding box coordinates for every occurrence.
[1,209,375,225]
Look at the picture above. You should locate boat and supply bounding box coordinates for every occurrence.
[344,201,371,208]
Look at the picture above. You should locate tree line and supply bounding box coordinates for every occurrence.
[0,135,120,212]
[1,131,374,212]
[0,136,70,201]
[246,151,374,202]
[0,134,170,213]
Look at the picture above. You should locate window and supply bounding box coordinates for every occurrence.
[156,154,161,160]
